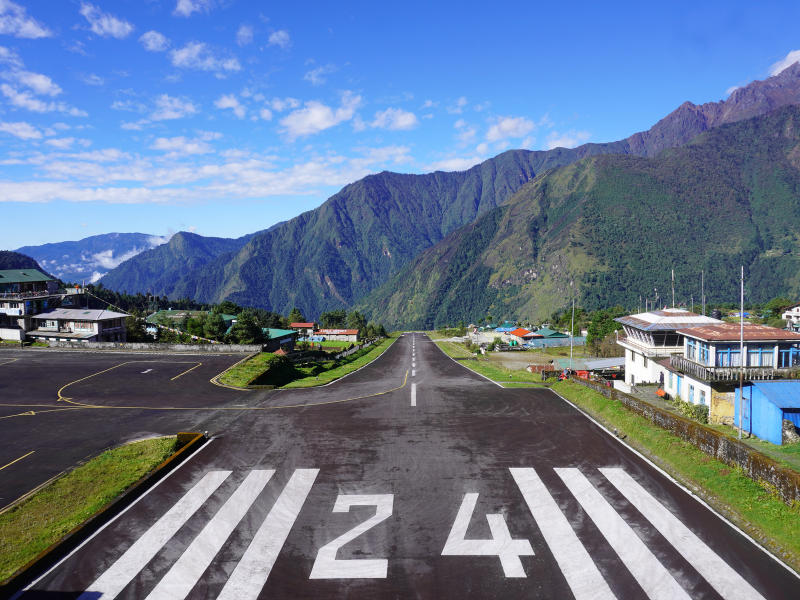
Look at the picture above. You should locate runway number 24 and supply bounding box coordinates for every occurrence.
[309,493,533,579]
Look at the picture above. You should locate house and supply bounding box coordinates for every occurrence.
[318,329,360,343]
[615,308,721,387]
[508,328,532,343]
[534,327,569,339]
[0,269,85,341]
[263,328,298,352]
[662,323,800,424]
[782,303,800,325]
[734,381,800,445]
[584,357,626,381]
[290,322,317,337]
[26,307,129,343]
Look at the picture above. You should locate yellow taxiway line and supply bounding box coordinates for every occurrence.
[0,450,35,471]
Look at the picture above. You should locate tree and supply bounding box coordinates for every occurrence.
[226,310,264,345]
[187,314,206,338]
[587,310,622,355]
[376,324,387,338]
[365,323,376,338]
[288,307,305,324]
[320,309,347,327]
[125,315,147,342]
[215,300,241,316]
[764,296,794,316]
[204,312,227,340]
[348,310,367,332]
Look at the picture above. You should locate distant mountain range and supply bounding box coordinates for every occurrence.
[88,62,800,320]
[358,104,800,327]
[0,251,46,272]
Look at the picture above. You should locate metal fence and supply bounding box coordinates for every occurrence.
[525,336,586,349]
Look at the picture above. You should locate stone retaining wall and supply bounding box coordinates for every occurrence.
[570,376,800,506]
[47,341,262,353]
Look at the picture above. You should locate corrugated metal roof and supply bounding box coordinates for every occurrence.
[262,328,297,338]
[749,381,800,409]
[33,308,129,320]
[615,309,721,331]
[584,357,626,370]
[291,322,316,327]
[509,328,531,337]
[683,323,800,342]
[535,327,569,338]
[318,329,359,335]
[0,269,54,283]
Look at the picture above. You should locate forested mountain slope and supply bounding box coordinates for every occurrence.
[99,64,800,317]
[359,105,800,328]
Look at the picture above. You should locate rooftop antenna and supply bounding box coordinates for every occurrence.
[671,270,675,308]
[639,295,641,314]
[701,270,705,316]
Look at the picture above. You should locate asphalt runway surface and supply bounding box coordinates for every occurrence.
[8,335,800,599]
[0,350,250,509]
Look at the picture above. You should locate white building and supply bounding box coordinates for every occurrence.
[26,308,129,343]
[616,309,721,387]
[317,329,360,342]
[781,303,800,325]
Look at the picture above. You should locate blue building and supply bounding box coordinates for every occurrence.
[735,381,800,445]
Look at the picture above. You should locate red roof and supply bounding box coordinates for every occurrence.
[290,322,316,328]
[318,329,359,335]
[509,328,531,337]
[274,348,288,355]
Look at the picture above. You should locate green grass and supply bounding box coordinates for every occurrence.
[551,380,800,569]
[219,353,278,387]
[281,337,396,388]
[0,437,177,582]
[435,341,546,386]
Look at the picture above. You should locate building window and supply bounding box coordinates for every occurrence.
[747,344,774,367]
[700,390,707,405]
[716,345,741,367]
[643,356,648,367]
[686,339,697,360]
[630,350,635,363]
[699,342,710,365]
[668,372,673,388]
[689,384,695,404]
[74,321,93,331]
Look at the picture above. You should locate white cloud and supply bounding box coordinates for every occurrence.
[726,85,740,95]
[447,96,468,114]
[368,107,419,131]
[0,120,40,139]
[259,108,272,120]
[486,116,536,142]
[173,0,220,17]
[139,30,170,52]
[3,70,62,95]
[111,99,146,112]
[454,119,478,145]
[80,73,104,86]
[279,91,361,141]
[426,156,483,172]
[0,0,52,39]
[214,93,245,118]
[473,102,490,112]
[147,230,175,246]
[769,50,800,76]
[269,97,300,111]
[236,24,254,46]
[150,135,215,158]
[267,29,291,49]
[0,45,23,68]
[120,119,150,130]
[0,84,86,115]
[46,137,75,149]
[169,42,241,76]
[150,94,199,120]
[421,100,438,109]
[79,2,134,40]
[544,129,591,150]
[304,64,337,86]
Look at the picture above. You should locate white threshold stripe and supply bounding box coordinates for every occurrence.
[145,470,275,600]
[555,468,690,600]
[411,383,417,406]
[600,469,766,600]
[217,469,319,600]
[78,470,231,600]
[509,468,615,600]
[412,369,416,377]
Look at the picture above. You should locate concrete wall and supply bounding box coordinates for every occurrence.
[47,341,262,353]
[710,386,736,425]
[569,376,800,505]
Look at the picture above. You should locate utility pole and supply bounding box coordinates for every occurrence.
[701,270,705,316]
[671,270,675,309]
[739,266,744,445]
[570,299,575,371]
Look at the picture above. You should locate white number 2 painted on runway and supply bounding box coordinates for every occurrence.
[442,493,534,577]
[309,494,394,579]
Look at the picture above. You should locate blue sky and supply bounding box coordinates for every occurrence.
[1,0,799,251]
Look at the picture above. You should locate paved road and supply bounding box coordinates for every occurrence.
[0,350,249,509]
[12,335,800,599]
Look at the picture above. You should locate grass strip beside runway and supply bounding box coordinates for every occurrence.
[435,342,548,386]
[552,380,800,571]
[0,437,177,582]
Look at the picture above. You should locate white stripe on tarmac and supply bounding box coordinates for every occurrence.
[509,468,614,600]
[412,369,416,377]
[78,470,231,600]
[555,468,690,600]
[600,468,766,600]
[412,362,416,368]
[217,469,319,600]
[145,470,274,600]
[411,383,416,406]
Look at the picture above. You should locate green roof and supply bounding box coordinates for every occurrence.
[535,327,569,338]
[262,328,296,338]
[0,269,54,284]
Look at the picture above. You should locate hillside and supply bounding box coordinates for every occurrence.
[99,231,261,295]
[358,105,800,328]
[99,64,800,317]
[0,251,46,272]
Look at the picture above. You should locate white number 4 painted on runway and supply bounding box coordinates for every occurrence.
[309,494,394,579]
[442,493,534,577]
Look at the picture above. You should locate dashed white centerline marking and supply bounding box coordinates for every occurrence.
[412,362,416,368]
[411,383,417,406]
[412,370,416,377]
